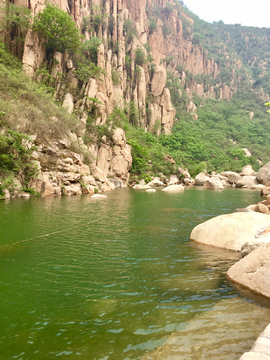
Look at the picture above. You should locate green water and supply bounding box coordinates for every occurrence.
[0,187,270,360]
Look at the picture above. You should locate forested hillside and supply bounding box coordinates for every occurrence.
[0,0,270,196]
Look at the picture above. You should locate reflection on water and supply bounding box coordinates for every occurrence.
[0,187,269,360]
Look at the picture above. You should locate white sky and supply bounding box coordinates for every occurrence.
[182,0,270,28]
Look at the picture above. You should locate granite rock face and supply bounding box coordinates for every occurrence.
[227,242,270,298]
[190,212,270,252]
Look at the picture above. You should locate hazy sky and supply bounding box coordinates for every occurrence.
[183,0,270,28]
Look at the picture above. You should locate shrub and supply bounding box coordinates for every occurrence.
[1,1,32,39]
[135,47,147,67]
[33,3,82,54]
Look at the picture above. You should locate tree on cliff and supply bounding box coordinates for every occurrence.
[33,3,82,54]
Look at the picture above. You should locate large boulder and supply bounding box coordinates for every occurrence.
[195,172,210,186]
[204,178,224,190]
[190,212,270,252]
[162,185,184,192]
[257,162,270,186]
[240,165,256,177]
[236,176,259,188]
[227,242,270,298]
[151,66,167,96]
[147,177,165,187]
[223,171,241,184]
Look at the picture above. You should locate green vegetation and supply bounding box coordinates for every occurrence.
[0,1,32,38]
[0,42,78,195]
[33,3,82,54]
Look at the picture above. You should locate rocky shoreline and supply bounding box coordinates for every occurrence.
[190,162,270,359]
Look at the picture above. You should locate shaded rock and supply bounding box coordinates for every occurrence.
[195,172,210,186]
[255,203,270,214]
[190,212,270,252]
[162,185,185,192]
[257,162,270,186]
[109,178,124,188]
[236,176,259,188]
[261,187,270,198]
[227,242,270,298]
[204,178,224,190]
[241,241,268,258]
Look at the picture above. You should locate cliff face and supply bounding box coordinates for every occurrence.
[14,0,225,135]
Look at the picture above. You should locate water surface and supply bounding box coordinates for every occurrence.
[0,187,269,360]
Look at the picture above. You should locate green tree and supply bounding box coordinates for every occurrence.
[33,3,82,54]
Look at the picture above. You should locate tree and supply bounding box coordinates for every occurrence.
[33,3,82,54]
[265,102,270,114]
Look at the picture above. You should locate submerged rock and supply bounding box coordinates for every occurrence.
[145,189,156,193]
[190,212,270,252]
[133,184,151,190]
[162,185,184,192]
[91,194,108,199]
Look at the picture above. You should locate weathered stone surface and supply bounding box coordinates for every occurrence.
[236,176,259,188]
[241,165,256,177]
[62,184,82,196]
[224,171,241,184]
[82,185,96,194]
[227,242,270,298]
[240,352,270,360]
[162,185,185,192]
[151,66,167,96]
[257,163,270,186]
[195,172,210,186]
[241,241,269,258]
[190,212,270,252]
[204,178,224,190]
[22,30,46,77]
[167,175,179,186]
[62,93,74,114]
[147,177,164,187]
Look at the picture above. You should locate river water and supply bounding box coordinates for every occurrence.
[1,187,270,360]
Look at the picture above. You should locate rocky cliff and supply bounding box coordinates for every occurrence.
[3,0,228,134]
